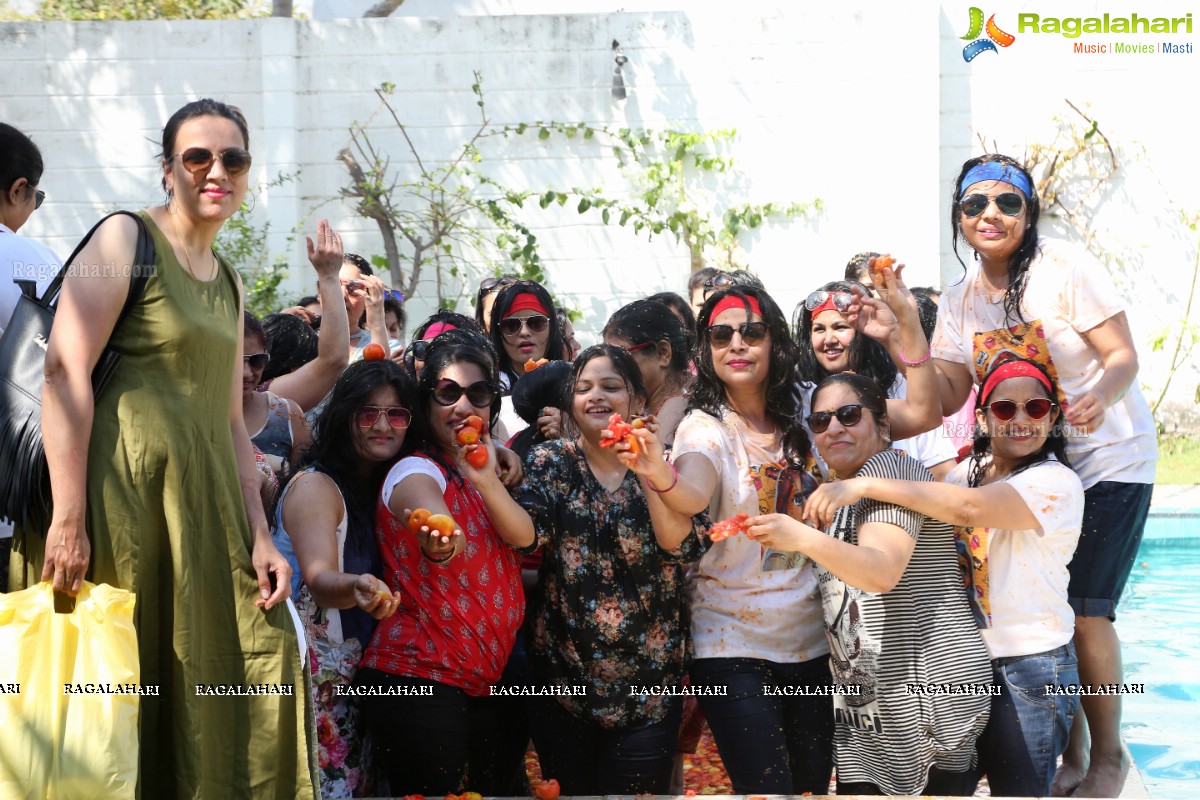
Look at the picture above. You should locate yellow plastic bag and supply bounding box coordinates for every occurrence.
[0,581,139,800]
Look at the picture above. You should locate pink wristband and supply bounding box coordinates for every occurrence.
[898,344,931,367]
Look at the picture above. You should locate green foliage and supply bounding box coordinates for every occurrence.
[505,121,820,272]
[1157,436,1200,485]
[37,0,257,19]
[215,171,302,318]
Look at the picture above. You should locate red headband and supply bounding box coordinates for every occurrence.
[708,295,763,325]
[503,292,549,319]
[422,321,456,340]
[980,359,1053,405]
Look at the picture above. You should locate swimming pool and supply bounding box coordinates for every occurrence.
[1117,511,1200,800]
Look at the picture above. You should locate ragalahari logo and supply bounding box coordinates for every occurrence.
[961,7,1016,61]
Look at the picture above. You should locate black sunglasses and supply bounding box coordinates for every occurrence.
[500,314,551,337]
[433,379,498,408]
[960,191,1024,219]
[707,321,768,347]
[34,188,45,209]
[175,147,253,177]
[405,340,430,363]
[806,403,865,434]
[244,351,270,372]
[984,398,1056,421]
[478,275,518,297]
[355,405,411,429]
[702,273,734,298]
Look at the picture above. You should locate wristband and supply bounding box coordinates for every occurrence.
[648,461,679,493]
[898,344,931,367]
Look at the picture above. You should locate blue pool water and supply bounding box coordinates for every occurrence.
[1117,512,1200,800]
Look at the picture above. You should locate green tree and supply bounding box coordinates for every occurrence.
[37,0,254,19]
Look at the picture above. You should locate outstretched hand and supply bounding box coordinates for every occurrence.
[305,219,344,279]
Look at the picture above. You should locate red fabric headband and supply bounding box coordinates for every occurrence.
[810,295,842,318]
[980,359,1053,405]
[422,321,456,340]
[503,292,549,319]
[708,295,763,325]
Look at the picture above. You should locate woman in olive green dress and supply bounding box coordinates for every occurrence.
[15,99,319,799]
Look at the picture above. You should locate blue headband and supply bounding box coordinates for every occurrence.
[959,162,1034,200]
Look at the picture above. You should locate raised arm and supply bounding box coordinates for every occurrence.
[266,220,350,410]
[620,419,697,551]
[41,214,138,594]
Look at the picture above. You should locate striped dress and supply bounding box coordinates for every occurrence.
[817,449,991,794]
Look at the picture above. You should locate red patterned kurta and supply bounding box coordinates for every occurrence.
[361,453,525,696]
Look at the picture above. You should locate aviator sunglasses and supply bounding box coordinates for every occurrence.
[174,147,253,177]
[702,272,734,299]
[433,379,498,409]
[984,398,1056,421]
[499,314,551,337]
[356,406,412,429]
[806,403,865,434]
[805,290,855,313]
[707,321,768,347]
[960,192,1024,219]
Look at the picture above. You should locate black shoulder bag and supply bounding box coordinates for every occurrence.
[0,210,154,532]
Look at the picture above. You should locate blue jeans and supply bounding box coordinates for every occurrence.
[977,643,1080,797]
[690,656,833,795]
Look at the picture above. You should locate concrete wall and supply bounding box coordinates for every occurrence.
[3,1,1198,411]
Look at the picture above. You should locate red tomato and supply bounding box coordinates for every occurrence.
[465,446,489,469]
[465,415,484,432]
[362,342,386,361]
[407,508,432,534]
[426,514,456,537]
[457,427,480,446]
[532,779,560,800]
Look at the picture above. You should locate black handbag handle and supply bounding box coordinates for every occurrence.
[36,210,154,323]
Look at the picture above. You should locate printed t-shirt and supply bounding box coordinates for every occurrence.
[363,453,524,696]
[946,456,1083,659]
[932,237,1156,488]
[673,409,828,663]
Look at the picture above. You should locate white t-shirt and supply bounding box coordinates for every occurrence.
[673,409,828,663]
[932,238,1157,488]
[1,222,59,335]
[382,456,447,507]
[946,457,1084,659]
[800,377,956,475]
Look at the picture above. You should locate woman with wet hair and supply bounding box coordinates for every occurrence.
[932,152,1157,798]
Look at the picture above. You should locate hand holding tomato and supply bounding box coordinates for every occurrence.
[404,507,461,563]
[354,573,401,619]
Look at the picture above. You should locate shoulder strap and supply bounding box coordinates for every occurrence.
[40,211,154,327]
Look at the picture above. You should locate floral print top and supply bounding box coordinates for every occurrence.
[518,438,707,730]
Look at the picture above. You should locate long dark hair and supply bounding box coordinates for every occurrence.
[950,153,1041,325]
[291,359,415,540]
[690,286,811,466]
[403,333,502,485]
[793,279,898,390]
[645,291,698,354]
[261,313,319,382]
[602,299,691,379]
[488,280,566,387]
[967,357,1071,487]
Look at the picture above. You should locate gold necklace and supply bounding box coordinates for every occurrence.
[168,206,214,280]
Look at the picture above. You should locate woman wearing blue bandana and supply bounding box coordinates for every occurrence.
[930,154,1156,798]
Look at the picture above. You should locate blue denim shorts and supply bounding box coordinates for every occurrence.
[978,643,1080,797]
[1068,481,1153,620]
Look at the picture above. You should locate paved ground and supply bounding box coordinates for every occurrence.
[1151,483,1200,510]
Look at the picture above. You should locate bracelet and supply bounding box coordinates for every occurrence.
[648,461,679,493]
[898,344,931,368]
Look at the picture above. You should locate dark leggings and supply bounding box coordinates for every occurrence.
[356,668,525,796]
[528,694,682,796]
[690,656,834,794]
[837,766,977,796]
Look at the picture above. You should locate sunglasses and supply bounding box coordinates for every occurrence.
[960,192,1024,219]
[405,340,430,363]
[175,147,253,177]
[478,276,518,297]
[384,288,405,303]
[500,314,550,337]
[984,398,1056,421]
[341,279,366,296]
[433,379,498,409]
[356,405,412,429]
[244,352,270,372]
[806,403,865,434]
[805,290,855,314]
[703,273,734,298]
[34,188,45,209]
[707,321,768,348]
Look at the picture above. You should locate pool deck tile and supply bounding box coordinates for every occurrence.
[1151,483,1200,511]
